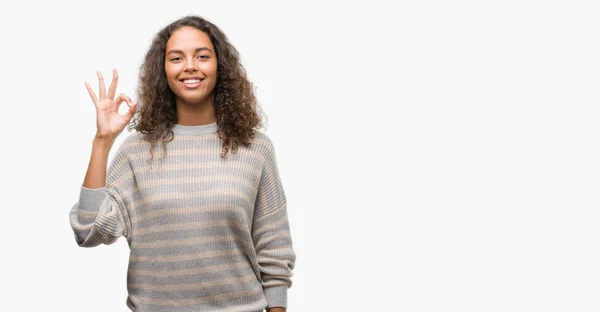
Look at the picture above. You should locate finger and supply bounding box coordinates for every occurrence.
[123,101,137,121]
[84,82,98,106]
[114,93,132,106]
[97,71,107,100]
[107,68,119,100]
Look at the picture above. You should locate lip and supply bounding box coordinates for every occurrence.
[179,79,204,89]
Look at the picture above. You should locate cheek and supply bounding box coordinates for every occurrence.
[164,64,177,79]
[201,62,218,77]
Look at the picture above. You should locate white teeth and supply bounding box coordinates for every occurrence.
[183,79,202,84]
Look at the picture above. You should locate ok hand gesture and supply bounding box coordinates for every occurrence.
[85,69,137,141]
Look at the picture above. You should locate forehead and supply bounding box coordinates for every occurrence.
[166,26,213,51]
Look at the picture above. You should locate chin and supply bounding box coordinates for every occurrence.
[178,95,210,105]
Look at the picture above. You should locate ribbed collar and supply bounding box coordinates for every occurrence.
[171,122,218,136]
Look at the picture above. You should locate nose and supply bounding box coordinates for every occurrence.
[184,57,198,73]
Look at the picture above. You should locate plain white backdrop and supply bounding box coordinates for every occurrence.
[1,0,599,311]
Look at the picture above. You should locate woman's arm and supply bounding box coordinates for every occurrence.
[82,136,115,189]
[69,69,137,247]
[252,135,297,309]
[69,136,136,247]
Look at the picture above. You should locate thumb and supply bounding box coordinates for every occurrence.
[123,101,137,121]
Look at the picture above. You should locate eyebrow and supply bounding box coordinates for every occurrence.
[166,47,213,55]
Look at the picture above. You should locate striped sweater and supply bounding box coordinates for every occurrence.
[69,122,296,312]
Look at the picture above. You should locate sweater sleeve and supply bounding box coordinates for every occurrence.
[69,139,136,247]
[252,137,296,309]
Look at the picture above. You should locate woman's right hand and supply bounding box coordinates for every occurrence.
[85,69,137,142]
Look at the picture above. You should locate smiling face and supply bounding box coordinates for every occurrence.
[165,26,218,107]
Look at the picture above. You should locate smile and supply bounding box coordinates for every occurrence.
[180,79,204,89]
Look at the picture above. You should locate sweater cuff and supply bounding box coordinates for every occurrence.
[264,285,287,308]
[79,185,108,212]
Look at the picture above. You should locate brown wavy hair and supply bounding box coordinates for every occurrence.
[128,15,265,161]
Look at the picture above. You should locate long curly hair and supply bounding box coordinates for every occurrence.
[128,15,264,161]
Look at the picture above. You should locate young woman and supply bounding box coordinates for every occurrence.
[69,15,296,312]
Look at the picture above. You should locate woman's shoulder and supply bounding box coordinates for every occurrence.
[249,130,276,151]
[247,130,280,165]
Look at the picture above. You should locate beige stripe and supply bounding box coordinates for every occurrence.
[252,214,289,236]
[256,245,295,262]
[171,135,270,146]
[137,174,258,188]
[127,134,215,147]
[115,176,254,196]
[135,219,248,236]
[128,148,265,161]
[258,244,293,253]
[76,210,97,218]
[135,234,236,249]
[127,136,270,150]
[129,283,263,306]
[129,260,250,278]
[129,248,243,263]
[254,230,291,249]
[76,216,95,224]
[141,188,254,207]
[129,273,257,291]
[124,133,271,150]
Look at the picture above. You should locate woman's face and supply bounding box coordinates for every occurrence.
[165,26,218,106]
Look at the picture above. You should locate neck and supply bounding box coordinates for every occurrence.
[175,96,216,126]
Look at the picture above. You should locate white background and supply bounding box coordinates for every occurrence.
[0,0,599,311]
